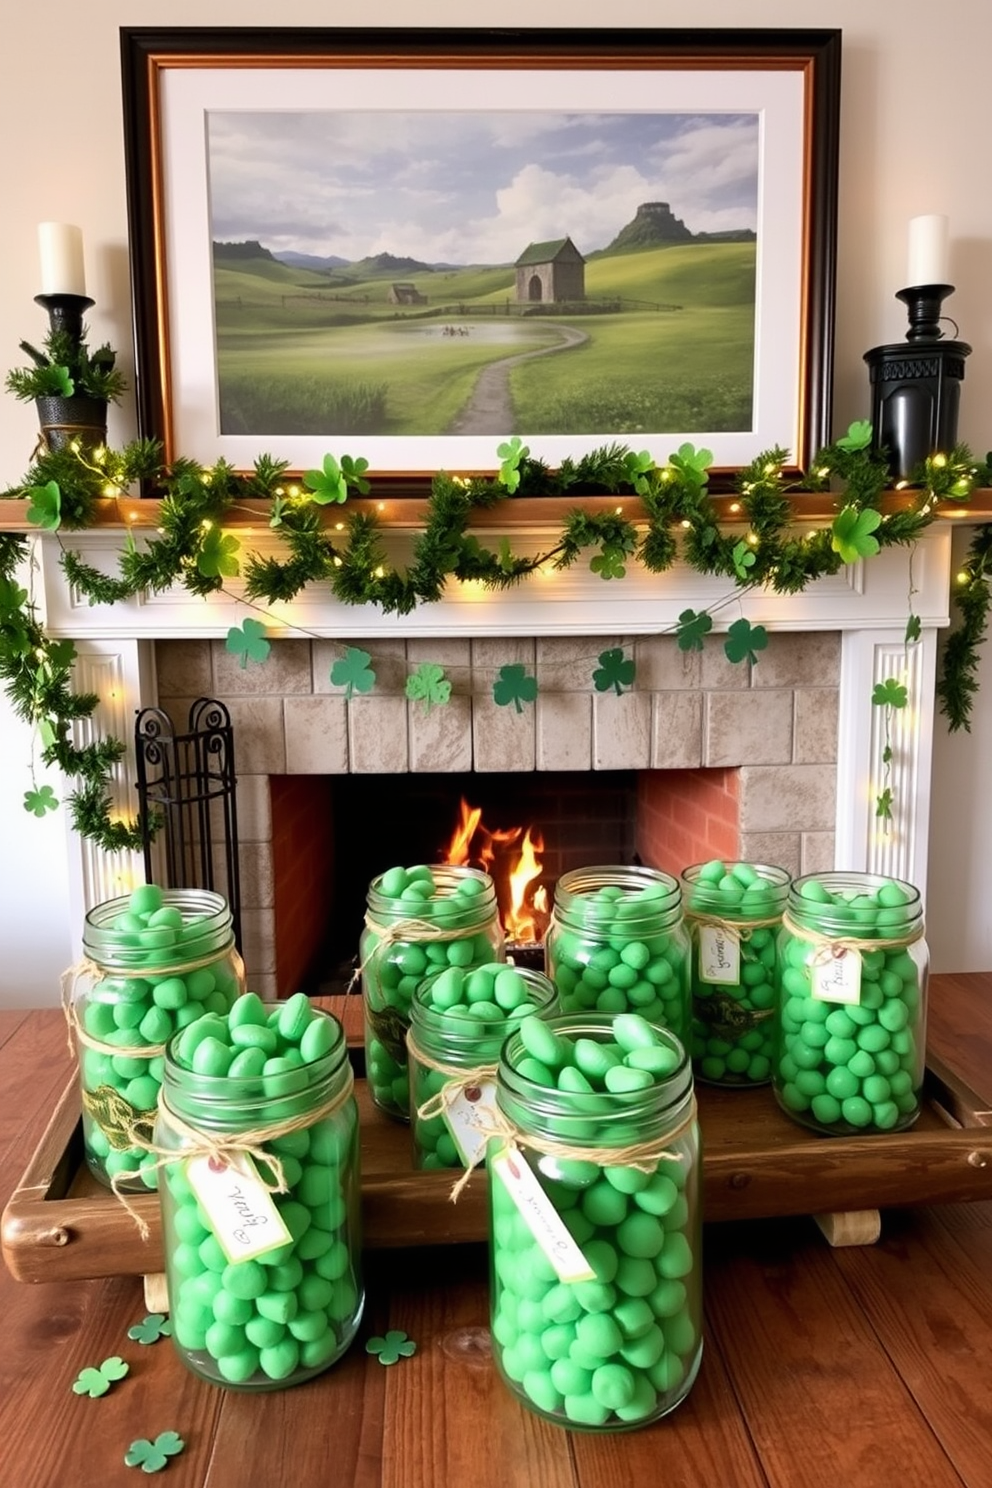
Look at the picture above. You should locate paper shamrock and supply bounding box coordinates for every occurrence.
[226,618,271,669]
[26,479,62,531]
[831,506,882,563]
[331,646,376,699]
[492,663,538,713]
[366,1330,417,1365]
[835,418,873,452]
[724,618,768,666]
[72,1356,130,1398]
[24,784,59,818]
[197,526,240,580]
[405,662,451,712]
[589,544,629,580]
[124,1432,185,1473]
[872,678,908,709]
[675,608,713,653]
[731,539,756,581]
[593,648,636,696]
[496,436,528,493]
[303,453,348,505]
[667,442,713,491]
[127,1313,173,1345]
[622,448,654,495]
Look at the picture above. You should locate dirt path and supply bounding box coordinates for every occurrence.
[446,324,589,436]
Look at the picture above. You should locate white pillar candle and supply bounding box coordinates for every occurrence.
[906,214,949,287]
[38,222,86,297]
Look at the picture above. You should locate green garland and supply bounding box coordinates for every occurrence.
[0,426,989,853]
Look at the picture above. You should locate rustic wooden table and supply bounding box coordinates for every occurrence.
[2,973,991,1488]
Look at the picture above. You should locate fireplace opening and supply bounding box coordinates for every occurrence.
[269,767,741,998]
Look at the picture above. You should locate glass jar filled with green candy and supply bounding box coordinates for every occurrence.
[488,1011,702,1431]
[407,963,559,1170]
[73,884,244,1192]
[773,873,928,1135]
[360,863,503,1121]
[681,860,791,1087]
[545,867,691,1043]
[156,993,363,1391]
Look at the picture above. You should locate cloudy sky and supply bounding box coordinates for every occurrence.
[206,109,759,265]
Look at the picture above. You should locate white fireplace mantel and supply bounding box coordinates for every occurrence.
[27,523,954,953]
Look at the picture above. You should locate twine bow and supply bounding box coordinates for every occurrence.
[347,911,492,993]
[780,908,924,966]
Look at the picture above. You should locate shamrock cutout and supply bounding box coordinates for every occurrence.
[493,663,538,713]
[497,436,529,493]
[724,618,768,667]
[72,1356,129,1398]
[406,662,451,713]
[622,449,655,495]
[340,454,371,494]
[731,540,756,581]
[304,453,348,505]
[905,614,922,645]
[872,678,908,709]
[125,1432,185,1473]
[197,526,240,579]
[590,545,628,580]
[226,618,270,669]
[835,418,873,452]
[128,1313,173,1345]
[593,648,636,696]
[675,608,713,654]
[667,443,713,491]
[331,647,376,699]
[0,575,29,619]
[831,506,882,563]
[366,1330,417,1365]
[875,787,894,821]
[24,785,58,817]
[26,480,62,531]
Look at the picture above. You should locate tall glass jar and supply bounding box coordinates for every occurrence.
[489,1013,702,1431]
[74,885,244,1191]
[681,861,791,1087]
[407,963,559,1170]
[773,873,928,1135]
[545,867,691,1044]
[360,864,503,1121]
[156,1001,363,1391]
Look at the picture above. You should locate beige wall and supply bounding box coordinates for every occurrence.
[1,0,990,997]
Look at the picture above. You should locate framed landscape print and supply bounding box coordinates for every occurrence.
[121,27,841,482]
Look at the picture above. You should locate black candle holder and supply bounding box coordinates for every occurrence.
[33,291,95,347]
[864,284,970,483]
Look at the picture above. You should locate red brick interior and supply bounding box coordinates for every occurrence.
[270,775,335,997]
[635,767,741,877]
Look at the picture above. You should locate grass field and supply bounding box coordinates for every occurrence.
[213,243,755,437]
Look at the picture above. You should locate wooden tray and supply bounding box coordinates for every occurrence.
[3,1055,991,1285]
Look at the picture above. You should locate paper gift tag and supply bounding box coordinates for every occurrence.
[186,1152,292,1264]
[491,1146,596,1284]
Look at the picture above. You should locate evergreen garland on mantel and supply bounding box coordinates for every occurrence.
[0,424,989,854]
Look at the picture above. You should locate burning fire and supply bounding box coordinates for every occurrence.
[441,798,549,945]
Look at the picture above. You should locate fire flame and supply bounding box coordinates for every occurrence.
[441,797,549,944]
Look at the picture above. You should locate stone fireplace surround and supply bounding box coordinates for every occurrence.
[31,521,951,997]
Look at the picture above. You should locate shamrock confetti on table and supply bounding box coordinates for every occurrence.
[405,662,451,712]
[366,1330,417,1365]
[226,618,271,669]
[493,663,538,713]
[128,1313,173,1345]
[331,646,376,699]
[125,1432,185,1473]
[593,648,636,696]
[72,1356,130,1397]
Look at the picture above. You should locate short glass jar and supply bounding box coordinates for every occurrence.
[407,963,559,1170]
[360,864,503,1121]
[156,1000,363,1391]
[74,885,244,1191]
[681,860,791,1087]
[488,1013,702,1431]
[773,873,928,1135]
[545,867,691,1044]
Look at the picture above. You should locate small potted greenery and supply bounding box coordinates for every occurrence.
[5,323,127,451]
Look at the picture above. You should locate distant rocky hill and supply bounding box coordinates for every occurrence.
[212,239,278,262]
[601,201,755,254]
[274,249,350,271]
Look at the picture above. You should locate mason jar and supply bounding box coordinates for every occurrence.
[74,885,244,1191]
[773,873,928,1135]
[360,864,503,1121]
[407,963,559,1170]
[156,998,363,1391]
[681,861,791,1087]
[488,1012,702,1430]
[545,867,691,1044]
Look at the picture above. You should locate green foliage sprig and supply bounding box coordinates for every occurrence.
[6,326,127,405]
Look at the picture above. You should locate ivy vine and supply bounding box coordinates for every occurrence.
[0,425,989,854]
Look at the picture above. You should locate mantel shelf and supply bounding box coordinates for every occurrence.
[1,490,992,534]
